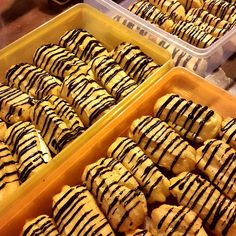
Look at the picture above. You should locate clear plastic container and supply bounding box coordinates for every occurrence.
[1,67,235,235]
[0,2,172,228]
[86,0,236,76]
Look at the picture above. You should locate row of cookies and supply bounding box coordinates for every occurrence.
[21,93,236,235]
[127,0,236,48]
[0,29,161,201]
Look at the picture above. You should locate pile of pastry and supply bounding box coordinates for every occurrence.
[0,28,161,201]
[21,93,236,236]
[128,0,236,48]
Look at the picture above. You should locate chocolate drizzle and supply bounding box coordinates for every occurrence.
[220,118,236,148]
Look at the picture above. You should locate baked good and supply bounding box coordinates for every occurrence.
[126,229,152,236]
[30,100,78,155]
[4,121,51,182]
[6,63,62,99]
[89,55,137,101]
[0,84,34,124]
[33,44,93,80]
[170,172,236,236]
[61,73,116,127]
[177,0,203,11]
[154,93,222,142]
[21,215,60,236]
[150,204,208,235]
[220,117,236,149]
[59,28,109,64]
[196,139,236,201]
[170,21,217,48]
[148,0,186,21]
[110,42,160,84]
[52,185,115,235]
[107,137,170,203]
[43,95,85,136]
[82,159,147,232]
[128,0,174,32]
[0,118,7,141]
[0,141,19,201]
[129,115,196,174]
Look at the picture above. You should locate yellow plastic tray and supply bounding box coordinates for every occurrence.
[1,67,235,235]
[0,2,172,230]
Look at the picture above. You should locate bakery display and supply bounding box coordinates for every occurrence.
[129,115,196,174]
[59,28,109,64]
[220,117,236,149]
[154,93,222,142]
[196,139,236,201]
[110,42,160,84]
[52,185,115,235]
[0,84,34,124]
[150,204,208,235]
[21,215,60,236]
[89,55,138,101]
[6,63,62,100]
[170,172,236,236]
[4,121,51,183]
[107,137,170,203]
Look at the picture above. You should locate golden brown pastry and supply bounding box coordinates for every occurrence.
[0,84,34,124]
[82,160,147,232]
[110,42,160,84]
[220,117,236,150]
[170,172,236,236]
[129,116,196,174]
[126,229,152,236]
[52,185,115,235]
[128,0,174,32]
[21,215,60,236]
[150,204,208,235]
[6,63,62,99]
[89,55,138,101]
[154,93,222,143]
[61,73,116,127]
[196,139,236,201]
[4,121,51,182]
[59,28,109,64]
[178,0,203,11]
[0,141,19,202]
[107,137,170,203]
[0,118,7,141]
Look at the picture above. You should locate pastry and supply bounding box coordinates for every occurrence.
[0,118,7,141]
[128,0,174,32]
[0,84,34,124]
[0,141,19,201]
[61,73,116,127]
[203,0,236,24]
[89,55,138,101]
[52,185,115,235]
[154,93,222,143]
[126,229,152,236]
[33,44,93,80]
[21,215,60,236]
[43,95,85,136]
[196,139,236,201]
[129,115,196,174]
[177,0,203,11]
[59,28,109,64]
[170,172,236,236]
[148,0,186,21]
[107,137,170,203]
[170,21,217,48]
[30,100,80,155]
[150,204,208,235]
[220,117,236,149]
[111,42,160,84]
[82,160,147,232]
[6,63,62,99]
[4,121,51,182]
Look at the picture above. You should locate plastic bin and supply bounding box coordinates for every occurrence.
[86,0,236,76]
[0,2,172,229]
[1,67,235,235]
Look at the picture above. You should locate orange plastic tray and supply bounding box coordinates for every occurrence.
[1,67,235,235]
